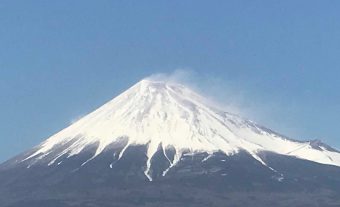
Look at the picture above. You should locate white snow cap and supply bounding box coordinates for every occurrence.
[25,79,340,180]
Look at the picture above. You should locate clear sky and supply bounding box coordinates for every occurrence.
[1,1,340,162]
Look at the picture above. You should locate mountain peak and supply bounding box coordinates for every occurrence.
[135,79,192,97]
[137,78,167,89]
[22,79,340,181]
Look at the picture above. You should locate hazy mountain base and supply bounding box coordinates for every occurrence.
[1,145,340,207]
[4,189,340,207]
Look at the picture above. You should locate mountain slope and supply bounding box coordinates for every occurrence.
[21,79,340,181]
[1,79,340,207]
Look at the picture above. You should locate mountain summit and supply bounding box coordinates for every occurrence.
[1,79,340,207]
[23,79,340,180]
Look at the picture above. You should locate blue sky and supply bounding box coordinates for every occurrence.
[1,1,340,162]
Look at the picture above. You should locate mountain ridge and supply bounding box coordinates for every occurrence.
[1,79,340,207]
[17,79,340,181]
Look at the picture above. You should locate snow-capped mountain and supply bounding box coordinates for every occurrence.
[23,79,340,180]
[1,79,340,207]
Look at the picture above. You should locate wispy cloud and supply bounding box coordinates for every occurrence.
[145,69,254,119]
[144,69,302,140]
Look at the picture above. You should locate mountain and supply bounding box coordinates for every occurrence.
[1,79,340,207]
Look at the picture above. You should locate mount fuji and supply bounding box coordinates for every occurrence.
[1,79,340,207]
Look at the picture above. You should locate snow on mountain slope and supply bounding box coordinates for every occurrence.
[23,79,340,180]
